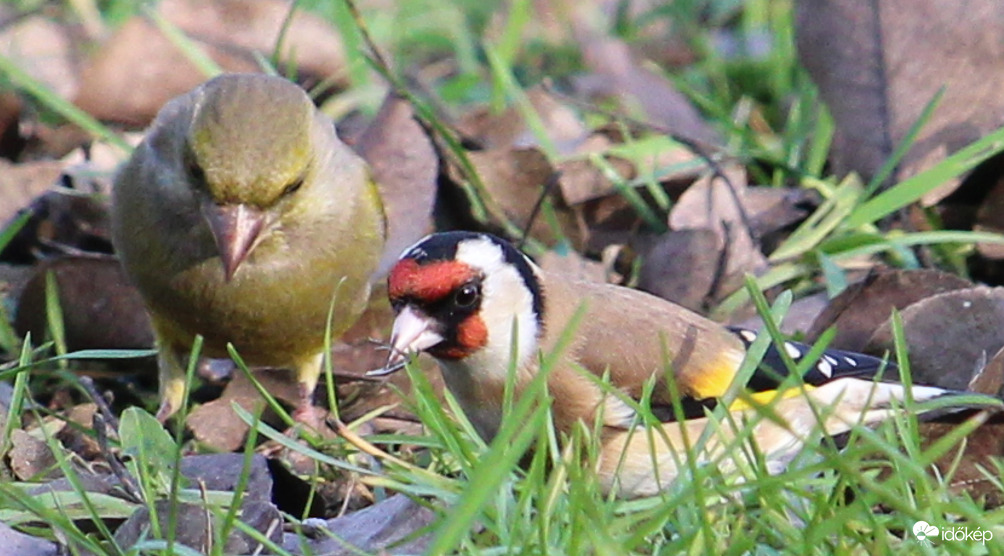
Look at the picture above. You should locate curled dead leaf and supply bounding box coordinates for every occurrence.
[807,268,973,352]
[867,286,1004,390]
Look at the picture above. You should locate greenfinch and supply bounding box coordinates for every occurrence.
[111,73,386,423]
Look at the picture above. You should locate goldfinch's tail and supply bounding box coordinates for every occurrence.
[597,378,1001,498]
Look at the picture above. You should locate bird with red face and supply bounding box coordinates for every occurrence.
[376,231,993,497]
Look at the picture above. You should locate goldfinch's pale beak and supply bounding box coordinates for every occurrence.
[368,306,444,376]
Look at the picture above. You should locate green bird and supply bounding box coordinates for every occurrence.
[111,73,386,424]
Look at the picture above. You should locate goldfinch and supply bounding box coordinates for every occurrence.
[376,231,991,497]
[111,74,386,423]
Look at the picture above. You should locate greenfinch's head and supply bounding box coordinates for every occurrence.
[185,74,314,208]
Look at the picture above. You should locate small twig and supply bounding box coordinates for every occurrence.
[92,413,144,504]
[79,376,119,431]
[517,170,562,251]
[705,220,734,308]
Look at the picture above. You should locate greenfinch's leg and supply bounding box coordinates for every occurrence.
[155,340,187,423]
[292,351,327,428]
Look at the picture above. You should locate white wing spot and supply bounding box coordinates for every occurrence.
[844,356,857,367]
[823,354,839,366]
[739,329,757,342]
[784,342,801,359]
[817,359,834,378]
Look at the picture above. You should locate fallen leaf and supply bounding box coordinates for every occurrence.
[180,453,274,502]
[0,15,79,101]
[867,286,1004,390]
[744,187,820,252]
[668,166,767,300]
[444,146,580,246]
[74,0,348,126]
[537,247,610,284]
[455,86,590,154]
[9,430,58,481]
[556,153,636,206]
[796,0,1004,198]
[186,369,290,452]
[634,229,720,311]
[915,411,1004,508]
[15,256,153,352]
[355,94,438,277]
[0,160,64,232]
[573,26,719,146]
[807,268,973,352]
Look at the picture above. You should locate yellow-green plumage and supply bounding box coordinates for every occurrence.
[111,73,386,422]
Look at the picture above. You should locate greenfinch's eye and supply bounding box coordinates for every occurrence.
[283,177,305,197]
[184,151,206,188]
[454,283,479,308]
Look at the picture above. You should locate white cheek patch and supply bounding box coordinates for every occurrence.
[456,237,540,377]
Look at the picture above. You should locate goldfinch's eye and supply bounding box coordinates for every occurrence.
[454,283,479,308]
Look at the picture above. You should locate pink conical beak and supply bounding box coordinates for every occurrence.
[368,306,444,376]
[202,202,265,281]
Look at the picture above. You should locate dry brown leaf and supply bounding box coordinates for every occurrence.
[445,147,580,246]
[74,0,348,126]
[3,191,114,266]
[186,368,293,452]
[180,454,274,502]
[9,430,58,481]
[572,24,718,146]
[732,292,832,335]
[916,346,1004,508]
[0,16,79,101]
[807,268,973,352]
[743,187,820,251]
[556,154,636,207]
[355,94,438,277]
[536,248,609,284]
[56,404,101,461]
[796,0,1004,199]
[634,229,720,312]
[0,160,64,228]
[867,286,1004,390]
[915,411,1004,508]
[668,167,767,299]
[15,256,153,351]
[455,86,590,154]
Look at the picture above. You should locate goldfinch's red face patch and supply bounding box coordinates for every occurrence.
[388,259,477,305]
[387,258,488,360]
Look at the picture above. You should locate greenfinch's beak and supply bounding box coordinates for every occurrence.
[201,202,265,281]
